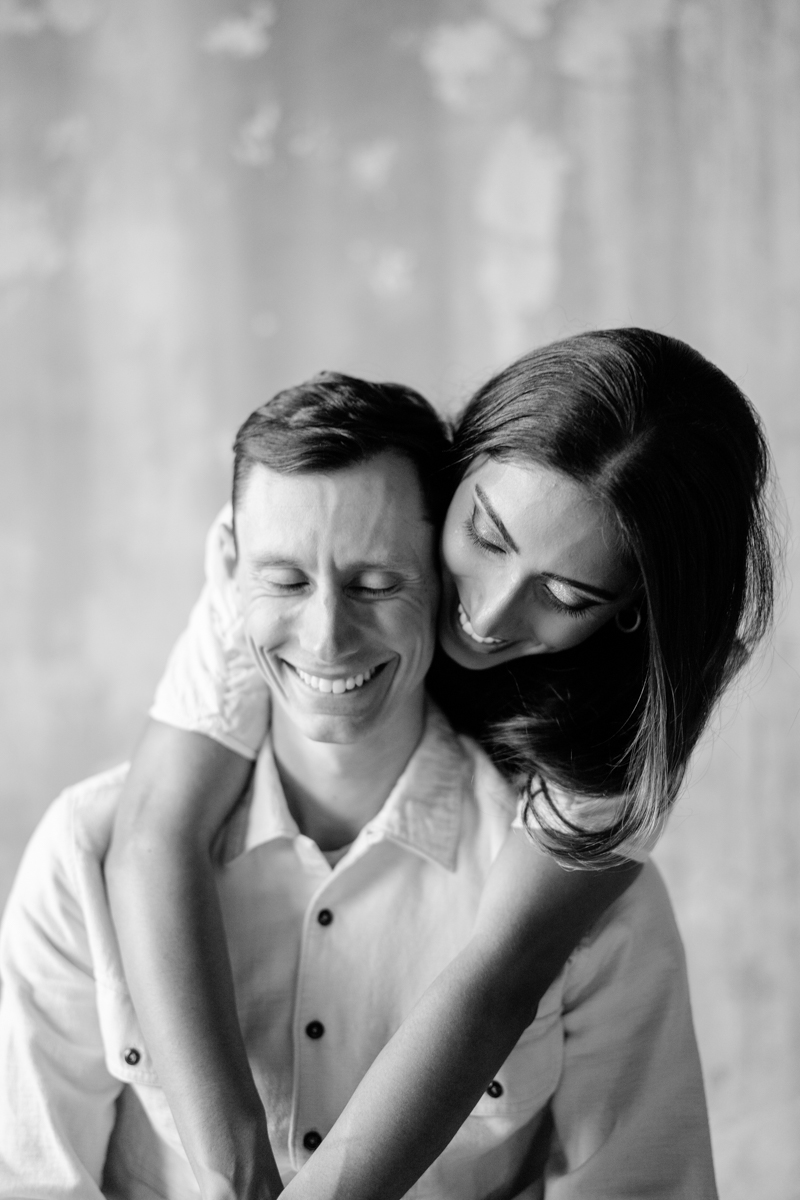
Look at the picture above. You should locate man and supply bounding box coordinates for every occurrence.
[0,374,716,1199]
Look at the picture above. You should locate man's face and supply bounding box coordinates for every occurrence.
[234,452,439,745]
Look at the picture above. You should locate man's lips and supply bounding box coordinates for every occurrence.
[284,661,389,695]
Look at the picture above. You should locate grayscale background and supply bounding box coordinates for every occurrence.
[1,2,798,1195]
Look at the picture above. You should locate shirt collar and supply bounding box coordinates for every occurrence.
[226,700,469,872]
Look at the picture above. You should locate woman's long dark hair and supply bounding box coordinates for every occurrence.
[428,328,777,865]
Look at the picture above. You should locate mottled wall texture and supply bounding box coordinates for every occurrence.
[1,0,798,1194]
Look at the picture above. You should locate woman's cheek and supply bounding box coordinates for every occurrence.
[541,610,609,652]
[440,517,475,581]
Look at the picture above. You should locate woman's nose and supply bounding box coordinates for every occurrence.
[468,578,526,640]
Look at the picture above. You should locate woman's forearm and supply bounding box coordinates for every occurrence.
[282,832,641,1200]
[281,941,534,1200]
[105,722,283,1200]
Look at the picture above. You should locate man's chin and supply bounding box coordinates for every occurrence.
[290,712,377,745]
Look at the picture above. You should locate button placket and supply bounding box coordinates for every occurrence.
[290,875,346,1165]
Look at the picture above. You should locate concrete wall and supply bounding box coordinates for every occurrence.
[1,2,798,1195]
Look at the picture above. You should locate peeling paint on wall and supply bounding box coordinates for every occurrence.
[348,139,399,193]
[676,1,716,71]
[288,124,338,163]
[232,102,281,167]
[203,2,276,59]
[350,241,415,301]
[483,0,559,40]
[558,0,677,82]
[421,19,510,111]
[0,195,66,285]
[43,114,90,161]
[0,0,105,36]
[76,217,189,341]
[252,309,279,339]
[475,122,568,359]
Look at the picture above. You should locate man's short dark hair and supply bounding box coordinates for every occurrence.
[232,371,451,525]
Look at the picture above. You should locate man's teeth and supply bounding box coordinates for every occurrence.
[294,666,378,694]
[457,603,505,645]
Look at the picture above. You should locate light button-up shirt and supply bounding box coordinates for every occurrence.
[0,702,717,1199]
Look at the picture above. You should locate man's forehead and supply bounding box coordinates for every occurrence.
[237,455,432,564]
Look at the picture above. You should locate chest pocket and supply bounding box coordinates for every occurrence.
[469,1003,563,1118]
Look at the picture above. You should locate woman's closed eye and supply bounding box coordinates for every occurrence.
[464,506,506,555]
[543,579,600,618]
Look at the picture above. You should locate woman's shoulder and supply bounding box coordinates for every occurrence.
[517,782,667,864]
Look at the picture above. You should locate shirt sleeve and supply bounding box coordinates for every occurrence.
[542,863,718,1199]
[149,503,271,760]
[0,798,121,1200]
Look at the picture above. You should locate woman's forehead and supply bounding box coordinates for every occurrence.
[462,457,630,586]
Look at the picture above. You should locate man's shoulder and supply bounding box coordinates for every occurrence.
[1,765,130,984]
[425,698,518,819]
[457,733,519,819]
[21,763,130,879]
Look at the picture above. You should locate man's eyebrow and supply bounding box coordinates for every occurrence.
[248,556,301,570]
[474,484,520,553]
[249,556,408,573]
[540,572,619,602]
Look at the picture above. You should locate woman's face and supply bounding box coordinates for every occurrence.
[438,456,637,670]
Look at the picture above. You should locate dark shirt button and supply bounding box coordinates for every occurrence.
[303,1130,322,1151]
[305,1020,325,1039]
[317,909,333,926]
[486,1079,503,1098]
[123,1047,141,1066]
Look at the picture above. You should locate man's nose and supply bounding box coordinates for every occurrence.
[299,586,359,664]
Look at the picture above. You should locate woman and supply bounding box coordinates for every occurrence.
[106,328,776,1200]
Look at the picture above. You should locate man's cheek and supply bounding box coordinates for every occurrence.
[389,601,437,660]
[242,601,282,649]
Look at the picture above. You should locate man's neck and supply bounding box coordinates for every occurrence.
[271,693,427,852]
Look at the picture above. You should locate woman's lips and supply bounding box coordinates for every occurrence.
[456,602,507,647]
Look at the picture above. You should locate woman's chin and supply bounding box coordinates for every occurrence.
[438,618,547,671]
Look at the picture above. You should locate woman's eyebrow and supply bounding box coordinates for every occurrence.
[541,572,618,602]
[473,485,620,601]
[474,485,520,552]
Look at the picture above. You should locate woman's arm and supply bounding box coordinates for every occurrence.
[282,828,642,1200]
[105,720,283,1200]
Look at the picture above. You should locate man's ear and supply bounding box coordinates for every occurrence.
[218,517,239,586]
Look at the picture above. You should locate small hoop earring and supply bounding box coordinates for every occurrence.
[615,607,643,634]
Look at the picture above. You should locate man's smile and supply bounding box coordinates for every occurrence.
[283,660,389,695]
[235,454,438,742]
